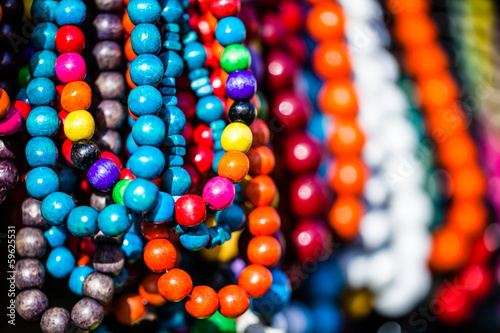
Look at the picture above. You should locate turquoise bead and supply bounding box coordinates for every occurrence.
[162,95,178,106]
[164,146,185,156]
[215,17,246,47]
[128,114,136,128]
[31,22,58,51]
[55,0,87,26]
[26,167,59,200]
[44,226,68,248]
[210,119,226,131]
[163,40,182,51]
[67,206,98,238]
[121,232,143,263]
[159,106,186,135]
[196,95,224,123]
[160,0,183,23]
[163,32,180,41]
[46,246,75,279]
[131,23,161,55]
[163,135,185,147]
[128,212,143,234]
[159,51,184,78]
[129,145,165,179]
[128,85,163,117]
[212,150,225,173]
[163,23,179,32]
[31,0,59,23]
[29,50,57,78]
[27,78,57,107]
[41,191,76,226]
[182,42,206,71]
[130,54,164,86]
[126,132,139,155]
[143,191,175,223]
[215,203,246,231]
[165,155,184,167]
[59,168,79,194]
[69,266,94,296]
[188,68,208,80]
[132,115,166,146]
[196,84,213,97]
[26,106,59,137]
[127,0,161,25]
[182,31,197,44]
[98,204,132,237]
[179,223,209,251]
[161,77,175,87]
[161,166,191,196]
[123,178,159,213]
[25,137,58,167]
[250,269,292,316]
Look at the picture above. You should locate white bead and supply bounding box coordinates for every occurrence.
[360,210,391,249]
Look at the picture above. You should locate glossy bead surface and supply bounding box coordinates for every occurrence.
[210,0,240,19]
[71,141,101,170]
[40,307,70,333]
[31,22,58,51]
[96,100,124,129]
[306,1,344,40]
[160,105,186,135]
[67,206,98,238]
[221,122,252,153]
[128,85,162,117]
[129,145,165,179]
[185,285,219,319]
[98,204,132,237]
[220,44,251,74]
[26,106,59,137]
[55,52,86,84]
[44,226,68,247]
[46,246,75,278]
[64,110,95,142]
[247,146,275,175]
[0,106,22,136]
[158,268,193,302]
[215,17,246,47]
[15,259,45,290]
[250,269,291,316]
[226,70,256,100]
[112,179,132,205]
[217,150,249,183]
[61,81,92,112]
[95,72,125,99]
[182,42,206,71]
[132,115,165,146]
[283,132,321,173]
[55,0,86,26]
[82,272,114,303]
[144,238,176,273]
[248,206,280,236]
[130,54,164,86]
[29,50,57,78]
[179,223,210,251]
[144,191,175,223]
[202,176,235,211]
[71,298,104,331]
[27,78,56,107]
[131,23,161,55]
[159,50,184,77]
[16,227,47,258]
[289,175,327,217]
[26,137,58,167]
[245,175,276,207]
[93,13,123,40]
[161,166,191,195]
[196,95,224,123]
[26,167,59,200]
[238,264,272,298]
[41,191,75,226]
[247,235,281,266]
[228,100,256,125]
[15,289,48,321]
[141,220,170,240]
[127,0,161,25]
[88,158,120,191]
[55,25,85,53]
[218,285,249,318]
[175,194,207,227]
[123,178,159,212]
[121,232,143,262]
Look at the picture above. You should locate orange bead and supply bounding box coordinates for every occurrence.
[393,14,437,47]
[143,239,177,273]
[330,156,366,195]
[429,228,469,272]
[122,11,135,35]
[158,268,193,302]
[247,235,281,266]
[245,175,276,206]
[114,292,146,325]
[246,146,275,176]
[448,200,487,238]
[419,72,459,109]
[405,43,448,79]
[218,285,250,318]
[250,119,270,147]
[185,286,219,319]
[426,104,464,141]
[306,2,344,41]
[238,264,272,298]
[450,165,486,199]
[0,88,10,118]
[125,37,137,62]
[217,151,250,183]
[248,206,281,236]
[126,66,137,89]
[437,132,476,170]
[313,41,351,79]
[328,195,362,240]
[60,81,92,112]
[318,78,358,117]
[329,118,365,154]
[139,273,166,306]
[212,40,225,61]
[386,0,428,14]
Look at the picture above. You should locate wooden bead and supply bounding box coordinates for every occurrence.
[64,110,95,142]
[185,285,219,319]
[221,122,252,153]
[238,264,272,298]
[245,175,276,207]
[0,88,10,118]
[144,239,176,273]
[248,206,280,236]
[218,285,249,318]
[175,194,207,227]
[158,268,193,302]
[114,292,145,325]
[217,151,249,183]
[55,52,87,84]
[247,235,281,266]
[55,25,85,53]
[61,81,92,112]
[247,146,275,176]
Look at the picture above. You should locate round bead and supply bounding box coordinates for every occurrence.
[245,175,276,207]
[144,191,175,223]
[210,0,240,19]
[41,191,75,226]
[226,70,256,100]
[93,245,125,275]
[284,133,321,173]
[114,293,146,325]
[29,50,57,78]
[93,41,123,71]
[96,100,125,129]
[202,176,235,211]
[71,298,104,331]
[55,52,86,84]
[159,0,183,23]
[250,269,291,316]
[248,146,276,175]
[26,137,58,167]
[27,78,56,107]
[160,105,186,135]
[221,122,252,153]
[0,88,10,118]
[215,203,246,231]
[95,72,125,99]
[131,23,161,55]
[88,158,120,191]
[182,42,206,71]
[248,206,280,236]
[46,246,75,278]
[196,95,224,123]
[15,259,45,290]
[0,106,22,136]
[16,227,47,258]
[95,0,122,11]
[67,206,98,238]
[161,166,191,196]
[82,272,114,303]
[31,22,58,51]
[238,264,272,298]
[71,141,101,170]
[55,25,85,53]
[93,13,123,40]
[218,285,250,318]
[158,268,193,302]
[228,100,256,125]
[175,194,207,227]
[26,106,59,137]
[121,232,143,262]
[95,129,122,155]
[141,220,170,240]
[215,17,246,47]
[179,223,210,251]
[55,0,87,26]
[64,110,95,142]
[133,115,166,146]
[128,85,162,117]
[61,81,92,112]
[22,197,46,228]
[15,289,48,321]
[97,204,132,237]
[144,238,176,272]
[40,307,70,333]
[247,235,281,266]
[127,0,161,25]
[159,50,184,77]
[220,44,251,74]
[217,151,249,183]
[185,286,219,319]
[130,54,164,86]
[26,167,59,200]
[112,179,132,205]
[123,178,159,213]
[306,2,344,40]
[129,145,165,179]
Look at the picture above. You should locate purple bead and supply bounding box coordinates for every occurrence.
[87,158,120,192]
[225,70,257,100]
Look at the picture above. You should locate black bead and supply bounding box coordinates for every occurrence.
[1,0,24,23]
[228,100,257,126]
[71,141,101,170]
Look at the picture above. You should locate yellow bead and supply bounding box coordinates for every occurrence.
[221,122,252,153]
[200,230,242,262]
[64,110,95,142]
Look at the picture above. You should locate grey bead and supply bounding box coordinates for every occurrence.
[92,230,123,246]
[40,307,70,333]
[89,191,113,212]
[95,0,123,12]
[82,272,114,303]
[0,159,19,189]
[71,298,104,331]
[95,129,121,155]
[93,14,123,40]
[22,197,47,228]
[93,245,125,275]
[95,100,125,129]
[15,258,45,290]
[16,227,47,258]
[15,289,48,320]
[95,72,125,99]
[0,137,19,159]
[92,41,123,71]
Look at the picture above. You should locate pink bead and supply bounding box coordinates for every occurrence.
[202,176,235,210]
[55,52,87,84]
[0,106,22,136]
[291,219,332,263]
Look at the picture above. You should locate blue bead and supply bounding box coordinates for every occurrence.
[160,0,183,23]
[163,135,185,147]
[130,54,165,86]
[126,132,140,156]
[163,23,180,32]
[128,212,143,234]
[214,139,223,151]
[114,267,129,288]
[182,42,206,71]
[282,302,315,333]
[196,95,224,123]
[161,87,176,96]
[68,266,94,295]
[25,137,58,167]
[165,155,184,167]
[162,95,178,106]
[159,106,186,135]
[124,178,159,213]
[195,84,213,97]
[67,206,98,238]
[26,167,59,200]
[29,50,57,78]
[133,115,166,146]
[163,32,180,41]
[179,223,209,251]
[191,76,210,90]
[212,130,222,141]
[215,17,246,47]
[212,149,225,173]
[129,145,165,180]
[31,0,59,23]
[311,302,342,333]
[210,119,226,131]
[159,51,184,78]
[44,226,68,248]
[250,269,291,317]
[41,191,75,226]
[160,166,191,195]
[163,40,182,51]
[121,232,144,263]
[304,260,343,300]
[182,31,198,44]
[161,76,176,87]
[215,203,246,231]
[127,0,161,25]
[27,78,57,107]
[188,68,209,81]
[58,168,79,195]
[128,115,137,128]
[164,146,185,156]
[26,106,59,137]
[98,204,132,237]
[16,88,29,104]
[46,246,75,278]
[143,191,175,223]
[55,0,86,26]
[31,22,58,51]
[131,23,161,55]
[128,85,163,117]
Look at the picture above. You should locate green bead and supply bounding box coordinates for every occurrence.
[220,44,251,74]
[18,65,32,88]
[112,179,133,205]
[192,311,236,333]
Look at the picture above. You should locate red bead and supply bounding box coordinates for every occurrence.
[250,119,270,147]
[248,206,281,236]
[247,235,281,266]
[261,14,286,47]
[158,268,193,302]
[185,285,219,319]
[283,132,321,173]
[238,264,272,298]
[210,68,227,98]
[120,168,136,180]
[141,220,171,240]
[291,219,332,263]
[187,144,214,174]
[175,194,207,227]
[266,52,297,90]
[55,25,85,53]
[246,146,275,176]
[143,239,176,273]
[245,175,276,207]
[193,124,213,148]
[279,1,303,32]
[459,265,492,302]
[434,282,470,324]
[101,151,122,170]
[272,92,312,130]
[209,0,240,19]
[218,285,250,318]
[177,91,196,120]
[183,164,199,190]
[62,139,74,165]
[182,121,194,146]
[12,100,31,120]
[289,175,327,218]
